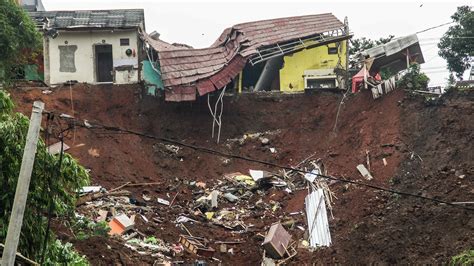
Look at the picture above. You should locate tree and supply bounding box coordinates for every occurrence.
[348,35,395,70]
[438,6,474,79]
[396,63,430,90]
[0,90,89,263]
[0,0,41,83]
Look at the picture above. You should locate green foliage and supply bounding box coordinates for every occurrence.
[43,239,89,266]
[438,6,474,79]
[0,91,15,114]
[71,216,110,240]
[145,236,158,244]
[0,90,90,262]
[0,0,41,83]
[348,35,395,70]
[397,63,430,90]
[451,250,474,265]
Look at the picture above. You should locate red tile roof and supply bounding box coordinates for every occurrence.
[144,13,346,101]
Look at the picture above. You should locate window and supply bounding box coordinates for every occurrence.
[328,47,338,54]
[120,38,130,46]
[58,45,77,72]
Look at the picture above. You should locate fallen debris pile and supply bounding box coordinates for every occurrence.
[11,84,473,264]
[74,157,336,264]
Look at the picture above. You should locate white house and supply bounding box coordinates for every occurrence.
[29,9,145,85]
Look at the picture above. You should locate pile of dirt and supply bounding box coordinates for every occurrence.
[10,85,473,264]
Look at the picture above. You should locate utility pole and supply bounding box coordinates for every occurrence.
[1,101,44,266]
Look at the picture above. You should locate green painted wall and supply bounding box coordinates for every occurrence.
[142,60,164,95]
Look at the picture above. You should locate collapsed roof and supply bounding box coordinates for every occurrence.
[362,34,425,74]
[143,13,350,101]
[29,9,145,30]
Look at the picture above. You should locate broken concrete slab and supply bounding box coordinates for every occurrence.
[356,164,374,180]
[109,213,134,235]
[262,223,292,259]
[96,210,108,222]
[47,142,70,155]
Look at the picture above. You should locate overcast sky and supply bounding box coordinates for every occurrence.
[42,0,472,86]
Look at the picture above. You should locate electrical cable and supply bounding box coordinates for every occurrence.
[415,21,454,34]
[48,112,474,212]
[40,117,70,264]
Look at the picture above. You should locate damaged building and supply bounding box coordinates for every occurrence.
[142,13,352,101]
[29,9,145,85]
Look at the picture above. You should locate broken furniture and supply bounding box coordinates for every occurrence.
[262,223,292,259]
[179,235,215,257]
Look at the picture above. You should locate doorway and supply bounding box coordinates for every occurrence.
[95,44,113,82]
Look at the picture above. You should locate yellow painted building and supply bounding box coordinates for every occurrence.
[237,40,348,93]
[279,41,347,92]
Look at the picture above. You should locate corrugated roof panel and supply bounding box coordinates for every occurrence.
[305,188,332,248]
[29,9,144,29]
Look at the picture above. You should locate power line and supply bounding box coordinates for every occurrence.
[415,21,454,34]
[48,113,474,212]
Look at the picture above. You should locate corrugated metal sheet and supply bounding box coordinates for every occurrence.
[144,13,346,101]
[29,9,144,29]
[362,34,425,73]
[305,188,332,247]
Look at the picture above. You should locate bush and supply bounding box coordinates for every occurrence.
[451,250,474,265]
[0,90,90,263]
[71,216,110,240]
[396,63,430,90]
[43,239,89,266]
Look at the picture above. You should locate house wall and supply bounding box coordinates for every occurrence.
[45,29,140,85]
[279,40,347,92]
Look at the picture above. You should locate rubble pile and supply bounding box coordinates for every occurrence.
[75,158,335,264]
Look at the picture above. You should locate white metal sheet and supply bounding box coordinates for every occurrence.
[305,188,331,247]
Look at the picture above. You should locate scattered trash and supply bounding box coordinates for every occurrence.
[249,169,264,181]
[219,244,227,253]
[269,147,277,153]
[79,186,103,194]
[157,198,170,206]
[205,212,215,220]
[196,182,206,189]
[356,164,374,180]
[142,194,152,201]
[262,223,292,259]
[175,216,198,224]
[223,193,239,203]
[304,170,319,183]
[383,158,388,166]
[210,190,219,208]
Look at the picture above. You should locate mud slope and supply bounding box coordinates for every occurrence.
[10,85,473,264]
